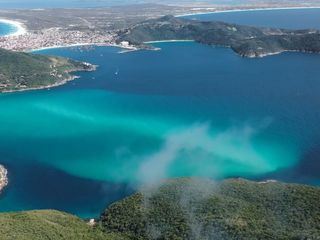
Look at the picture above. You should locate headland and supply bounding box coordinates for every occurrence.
[116,15,320,58]
[0,48,97,93]
[0,165,8,193]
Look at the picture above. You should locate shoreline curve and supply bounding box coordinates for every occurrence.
[0,18,27,37]
[176,6,320,17]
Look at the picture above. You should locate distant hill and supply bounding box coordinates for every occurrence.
[0,48,96,92]
[0,210,127,240]
[101,178,320,239]
[117,15,320,57]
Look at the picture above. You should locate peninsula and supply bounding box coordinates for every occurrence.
[0,48,96,92]
[116,15,320,58]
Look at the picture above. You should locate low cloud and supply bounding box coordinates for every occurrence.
[137,119,273,185]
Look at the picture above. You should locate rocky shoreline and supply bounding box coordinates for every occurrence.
[0,165,8,193]
[0,53,98,94]
[116,15,320,59]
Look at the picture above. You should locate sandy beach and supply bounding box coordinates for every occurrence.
[31,43,95,52]
[32,42,138,53]
[176,6,320,17]
[144,40,195,44]
[0,18,27,37]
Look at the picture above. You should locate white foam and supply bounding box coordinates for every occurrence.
[0,19,27,37]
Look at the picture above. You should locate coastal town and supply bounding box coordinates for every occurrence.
[1,3,320,52]
[0,4,200,51]
[0,28,120,51]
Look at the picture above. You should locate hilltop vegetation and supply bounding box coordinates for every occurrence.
[0,48,95,92]
[0,178,319,239]
[117,15,320,58]
[0,210,127,240]
[101,178,320,239]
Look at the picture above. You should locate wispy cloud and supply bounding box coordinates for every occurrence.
[137,119,273,185]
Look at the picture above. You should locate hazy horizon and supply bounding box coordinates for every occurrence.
[0,0,318,9]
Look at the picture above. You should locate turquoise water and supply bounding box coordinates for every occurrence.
[0,22,17,36]
[1,9,320,217]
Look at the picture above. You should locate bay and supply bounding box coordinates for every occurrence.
[1,8,320,217]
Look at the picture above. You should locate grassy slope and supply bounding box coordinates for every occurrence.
[0,210,127,240]
[0,48,92,92]
[101,178,320,240]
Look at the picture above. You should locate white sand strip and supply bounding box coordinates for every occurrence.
[144,40,195,44]
[0,18,27,37]
[176,6,320,17]
[31,43,94,52]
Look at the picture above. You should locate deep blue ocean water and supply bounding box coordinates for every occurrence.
[1,8,320,217]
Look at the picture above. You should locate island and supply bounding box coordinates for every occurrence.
[0,178,319,239]
[116,15,320,58]
[0,165,8,193]
[0,48,96,92]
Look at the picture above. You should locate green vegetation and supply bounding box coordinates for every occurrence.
[0,48,95,92]
[0,178,319,239]
[0,210,127,240]
[101,178,320,239]
[117,15,320,58]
